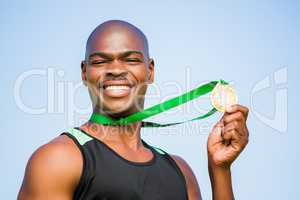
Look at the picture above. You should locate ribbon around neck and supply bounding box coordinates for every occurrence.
[89,80,228,128]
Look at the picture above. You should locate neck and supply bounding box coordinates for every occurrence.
[93,100,145,120]
[81,121,144,150]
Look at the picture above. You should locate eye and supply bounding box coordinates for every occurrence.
[125,58,141,63]
[90,60,106,65]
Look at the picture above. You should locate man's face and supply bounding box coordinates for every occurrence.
[82,29,154,117]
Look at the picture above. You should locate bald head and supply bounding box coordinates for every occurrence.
[85,20,149,60]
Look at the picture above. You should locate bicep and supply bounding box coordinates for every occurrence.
[18,140,81,200]
[172,155,202,200]
[18,162,72,200]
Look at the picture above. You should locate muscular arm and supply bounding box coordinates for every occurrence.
[18,135,82,200]
[208,163,234,200]
[171,155,202,200]
[206,105,249,200]
[172,155,234,200]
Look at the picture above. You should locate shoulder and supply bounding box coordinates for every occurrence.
[30,134,82,168]
[170,154,202,200]
[170,154,197,181]
[27,134,82,182]
[18,134,82,199]
[170,154,196,178]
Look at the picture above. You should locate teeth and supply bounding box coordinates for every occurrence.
[105,85,130,90]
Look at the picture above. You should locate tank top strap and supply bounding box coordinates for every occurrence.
[149,145,167,155]
[60,128,95,199]
[63,128,93,145]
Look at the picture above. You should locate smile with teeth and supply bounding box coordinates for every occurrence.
[102,84,133,98]
[105,85,131,90]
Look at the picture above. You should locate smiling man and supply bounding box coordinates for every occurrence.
[18,20,249,200]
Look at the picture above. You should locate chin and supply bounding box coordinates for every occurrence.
[106,103,132,116]
[99,97,142,118]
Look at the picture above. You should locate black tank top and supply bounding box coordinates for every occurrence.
[62,128,188,200]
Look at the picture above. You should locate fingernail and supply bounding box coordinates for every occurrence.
[227,106,233,112]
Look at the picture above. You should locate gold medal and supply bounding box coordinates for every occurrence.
[210,82,238,112]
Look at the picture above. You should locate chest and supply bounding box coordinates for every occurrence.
[84,149,187,200]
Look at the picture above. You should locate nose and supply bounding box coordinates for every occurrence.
[105,61,128,77]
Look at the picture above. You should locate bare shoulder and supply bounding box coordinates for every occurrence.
[18,134,83,200]
[170,154,197,181]
[28,134,82,176]
[171,154,202,200]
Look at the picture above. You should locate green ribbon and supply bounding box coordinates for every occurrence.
[90,80,228,127]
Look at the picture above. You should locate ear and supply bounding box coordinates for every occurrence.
[81,60,87,86]
[147,58,155,84]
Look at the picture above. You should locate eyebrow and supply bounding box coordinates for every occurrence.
[88,51,144,60]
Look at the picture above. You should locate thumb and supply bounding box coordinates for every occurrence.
[208,121,224,146]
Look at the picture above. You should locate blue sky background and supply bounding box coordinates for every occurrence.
[1,0,299,199]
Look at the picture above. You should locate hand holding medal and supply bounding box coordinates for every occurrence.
[208,82,249,169]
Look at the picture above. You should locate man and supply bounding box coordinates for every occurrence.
[18,20,249,200]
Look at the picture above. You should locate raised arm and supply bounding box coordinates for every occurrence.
[207,104,249,200]
[18,135,82,200]
[173,105,249,200]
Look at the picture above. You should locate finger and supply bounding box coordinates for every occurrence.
[221,129,239,147]
[223,111,245,125]
[226,104,249,119]
[224,122,249,149]
[223,128,248,149]
[224,121,244,136]
[208,122,224,146]
[222,129,236,141]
